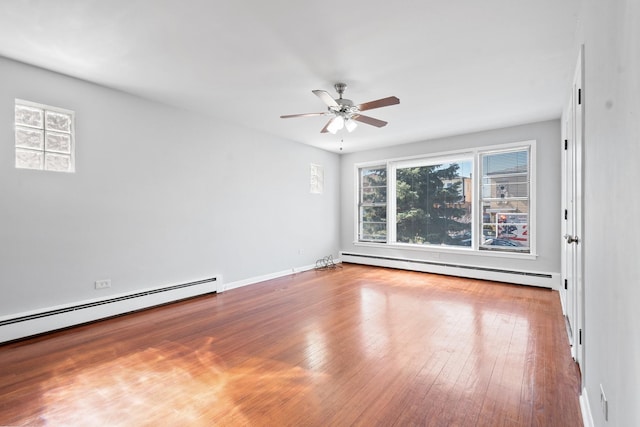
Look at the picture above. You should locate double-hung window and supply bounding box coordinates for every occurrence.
[479,147,530,253]
[356,141,534,255]
[358,166,387,242]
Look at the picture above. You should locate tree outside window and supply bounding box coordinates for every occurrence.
[396,162,472,246]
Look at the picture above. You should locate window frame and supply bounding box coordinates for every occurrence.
[14,99,76,173]
[478,146,532,254]
[354,140,536,259]
[357,164,388,243]
[389,153,475,247]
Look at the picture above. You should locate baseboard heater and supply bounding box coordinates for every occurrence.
[0,277,218,344]
[341,252,557,289]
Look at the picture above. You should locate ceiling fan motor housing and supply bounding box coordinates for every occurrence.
[331,98,357,114]
[331,83,359,116]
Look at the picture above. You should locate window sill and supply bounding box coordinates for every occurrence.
[352,241,538,260]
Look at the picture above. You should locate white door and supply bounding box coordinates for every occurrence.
[561,103,575,342]
[562,46,584,372]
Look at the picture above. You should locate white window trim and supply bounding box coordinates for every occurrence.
[356,163,388,242]
[477,143,536,256]
[354,140,537,259]
[390,153,475,245]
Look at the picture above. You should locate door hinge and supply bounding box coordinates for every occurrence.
[564,139,568,150]
[564,279,568,290]
[579,329,582,345]
[564,209,568,220]
[578,88,582,105]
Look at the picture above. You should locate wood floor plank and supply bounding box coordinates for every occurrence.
[0,264,583,426]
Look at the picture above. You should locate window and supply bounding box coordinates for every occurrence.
[14,99,75,173]
[356,142,534,255]
[310,163,324,194]
[480,148,530,253]
[395,159,472,247]
[358,166,387,242]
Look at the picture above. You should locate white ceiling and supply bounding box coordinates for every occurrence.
[0,0,581,153]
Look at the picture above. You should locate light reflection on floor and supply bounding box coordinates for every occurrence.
[358,284,530,400]
[304,326,328,372]
[25,337,326,426]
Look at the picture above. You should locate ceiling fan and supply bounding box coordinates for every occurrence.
[280,83,399,134]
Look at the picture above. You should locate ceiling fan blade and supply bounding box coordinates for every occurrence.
[357,96,400,112]
[313,90,339,108]
[352,114,388,128]
[280,112,326,119]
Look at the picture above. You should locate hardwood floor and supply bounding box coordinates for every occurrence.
[0,264,582,426]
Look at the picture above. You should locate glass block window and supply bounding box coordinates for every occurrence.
[15,99,75,173]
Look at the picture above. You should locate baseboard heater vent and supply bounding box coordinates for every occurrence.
[0,277,218,344]
[341,252,557,288]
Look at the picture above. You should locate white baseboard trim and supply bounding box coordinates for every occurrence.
[341,252,559,289]
[1,258,343,343]
[0,277,218,344]
[580,387,594,427]
[222,260,339,292]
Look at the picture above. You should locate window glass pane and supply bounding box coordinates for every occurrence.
[396,161,472,246]
[45,131,72,153]
[15,127,44,150]
[15,105,43,128]
[482,150,528,175]
[361,167,387,187]
[482,177,529,199]
[45,110,72,133]
[361,206,386,223]
[362,186,387,204]
[15,148,44,170]
[45,153,73,172]
[361,203,387,241]
[480,149,530,253]
[360,222,387,242]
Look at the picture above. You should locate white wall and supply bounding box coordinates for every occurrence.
[0,56,340,316]
[575,0,640,425]
[340,120,562,279]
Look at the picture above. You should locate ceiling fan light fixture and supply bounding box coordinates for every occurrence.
[345,118,357,132]
[327,115,344,134]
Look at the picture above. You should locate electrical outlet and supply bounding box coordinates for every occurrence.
[600,384,608,421]
[95,279,111,290]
